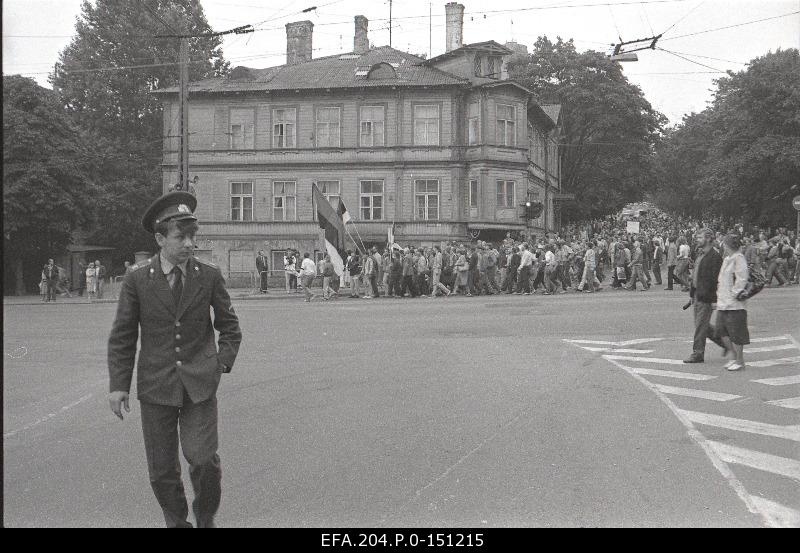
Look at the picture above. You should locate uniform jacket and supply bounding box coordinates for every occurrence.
[108,255,242,406]
[256,255,268,273]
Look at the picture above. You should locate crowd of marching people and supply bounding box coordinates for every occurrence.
[289,218,797,303]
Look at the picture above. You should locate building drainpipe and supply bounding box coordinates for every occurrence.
[543,132,549,233]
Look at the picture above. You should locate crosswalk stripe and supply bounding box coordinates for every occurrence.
[630,367,717,381]
[745,344,799,353]
[565,339,618,345]
[652,384,741,402]
[748,336,789,343]
[565,338,663,347]
[752,375,800,386]
[581,347,654,353]
[678,409,800,442]
[749,496,800,529]
[766,396,800,410]
[749,356,800,368]
[603,355,684,365]
[707,440,800,480]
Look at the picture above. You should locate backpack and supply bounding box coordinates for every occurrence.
[736,267,766,301]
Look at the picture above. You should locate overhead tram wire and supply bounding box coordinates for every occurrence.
[660,10,800,42]
[657,47,725,72]
[659,0,707,37]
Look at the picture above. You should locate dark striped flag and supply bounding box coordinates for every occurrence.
[312,183,346,276]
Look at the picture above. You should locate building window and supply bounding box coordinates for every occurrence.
[360,105,385,147]
[360,180,383,221]
[273,108,296,148]
[415,179,439,220]
[469,179,478,208]
[273,181,296,221]
[496,180,515,209]
[474,55,482,76]
[468,102,479,145]
[229,250,252,273]
[487,56,496,78]
[271,250,287,274]
[229,108,254,150]
[318,180,340,206]
[315,106,340,147]
[496,104,516,146]
[413,104,439,146]
[230,181,253,221]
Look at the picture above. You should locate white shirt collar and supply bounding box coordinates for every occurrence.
[160,252,188,277]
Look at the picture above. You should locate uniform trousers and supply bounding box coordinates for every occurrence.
[140,392,221,528]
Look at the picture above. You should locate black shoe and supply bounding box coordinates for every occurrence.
[683,354,704,363]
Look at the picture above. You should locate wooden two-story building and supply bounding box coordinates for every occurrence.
[155,2,562,278]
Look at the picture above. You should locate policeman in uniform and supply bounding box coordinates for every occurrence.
[108,191,242,528]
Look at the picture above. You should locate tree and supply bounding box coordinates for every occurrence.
[509,37,666,221]
[3,76,98,295]
[50,0,228,267]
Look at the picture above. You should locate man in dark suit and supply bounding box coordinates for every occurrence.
[684,228,726,363]
[43,259,59,302]
[108,191,242,528]
[255,250,269,293]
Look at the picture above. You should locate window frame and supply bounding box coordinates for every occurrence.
[314,105,342,148]
[496,103,517,147]
[272,180,297,221]
[496,180,516,209]
[474,55,482,76]
[469,179,479,209]
[414,179,440,221]
[359,104,386,147]
[412,103,441,146]
[230,181,254,222]
[272,107,297,149]
[359,179,384,221]
[228,107,256,150]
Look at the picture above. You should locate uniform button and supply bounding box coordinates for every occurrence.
[176,361,182,367]
[175,347,181,353]
[175,321,181,327]
[175,334,181,340]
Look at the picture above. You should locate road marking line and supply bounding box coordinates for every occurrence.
[629,367,717,381]
[745,344,799,353]
[749,356,800,368]
[581,347,654,353]
[603,355,684,365]
[594,352,774,527]
[766,396,800,410]
[652,384,741,402]
[3,394,93,438]
[678,409,800,442]
[752,375,800,386]
[565,338,663,347]
[748,496,800,529]
[706,441,800,481]
[749,336,789,343]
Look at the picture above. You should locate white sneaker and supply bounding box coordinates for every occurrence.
[726,363,744,371]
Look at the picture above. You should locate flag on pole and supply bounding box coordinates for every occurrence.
[337,198,352,225]
[387,223,394,248]
[313,184,346,276]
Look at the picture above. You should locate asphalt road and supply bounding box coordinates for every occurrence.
[4,285,799,527]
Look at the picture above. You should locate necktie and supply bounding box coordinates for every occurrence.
[170,266,183,306]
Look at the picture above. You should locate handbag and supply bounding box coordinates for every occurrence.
[736,267,766,300]
[616,266,626,280]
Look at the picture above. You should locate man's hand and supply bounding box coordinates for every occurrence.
[109,391,130,420]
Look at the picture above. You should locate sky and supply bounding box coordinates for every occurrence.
[3,0,799,125]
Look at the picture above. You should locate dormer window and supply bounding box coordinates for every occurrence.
[474,55,482,77]
[487,57,496,78]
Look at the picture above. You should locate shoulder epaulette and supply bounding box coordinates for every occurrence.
[194,257,219,270]
[131,258,154,272]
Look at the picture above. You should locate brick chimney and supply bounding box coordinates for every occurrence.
[445,2,464,53]
[354,15,369,54]
[286,20,313,65]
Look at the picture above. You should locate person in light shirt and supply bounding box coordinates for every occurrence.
[299,252,317,302]
[716,234,750,371]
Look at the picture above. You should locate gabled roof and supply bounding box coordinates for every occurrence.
[424,40,513,65]
[154,46,469,95]
[540,104,562,126]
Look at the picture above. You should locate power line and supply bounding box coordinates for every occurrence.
[660,10,800,41]
[658,47,725,72]
[660,0,707,36]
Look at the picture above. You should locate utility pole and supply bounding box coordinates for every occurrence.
[389,0,392,47]
[429,3,432,59]
[178,31,189,191]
